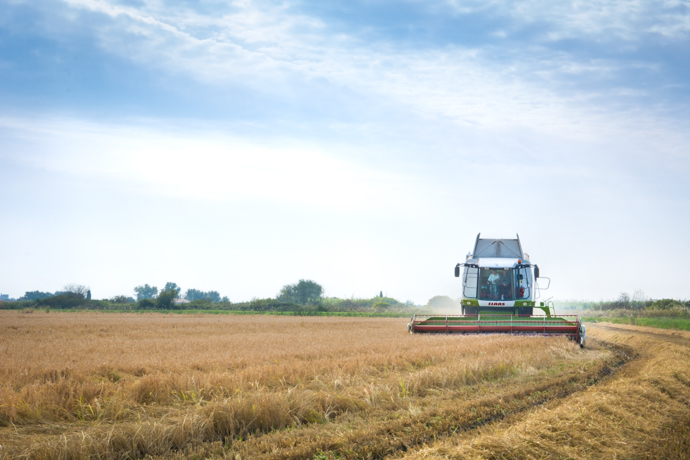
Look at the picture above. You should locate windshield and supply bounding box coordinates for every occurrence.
[478,268,531,301]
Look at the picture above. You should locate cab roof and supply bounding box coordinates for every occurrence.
[473,233,524,259]
[477,258,520,268]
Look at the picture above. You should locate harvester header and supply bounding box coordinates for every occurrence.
[410,233,586,347]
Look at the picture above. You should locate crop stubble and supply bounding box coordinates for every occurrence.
[0,312,687,459]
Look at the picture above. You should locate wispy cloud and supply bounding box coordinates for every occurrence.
[46,0,687,122]
[3,0,688,183]
[442,0,690,41]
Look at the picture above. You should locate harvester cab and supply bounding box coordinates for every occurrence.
[457,233,542,316]
[408,233,586,347]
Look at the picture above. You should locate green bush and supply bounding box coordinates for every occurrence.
[372,301,391,311]
[156,289,178,310]
[36,293,88,309]
[648,299,685,310]
[111,295,135,304]
[138,299,156,309]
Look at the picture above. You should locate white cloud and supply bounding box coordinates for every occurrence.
[0,116,414,210]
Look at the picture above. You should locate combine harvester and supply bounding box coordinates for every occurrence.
[408,234,586,347]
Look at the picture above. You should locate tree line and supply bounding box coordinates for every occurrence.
[132,283,227,303]
[2,279,424,314]
[555,291,690,312]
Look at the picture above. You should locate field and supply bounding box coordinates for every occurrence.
[1,311,689,459]
[583,315,690,331]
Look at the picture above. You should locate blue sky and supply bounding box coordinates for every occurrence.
[1,0,689,303]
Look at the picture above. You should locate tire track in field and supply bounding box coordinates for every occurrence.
[591,323,690,348]
[226,340,635,460]
[390,323,690,460]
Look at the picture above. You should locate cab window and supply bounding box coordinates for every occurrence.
[463,266,478,299]
[479,268,514,301]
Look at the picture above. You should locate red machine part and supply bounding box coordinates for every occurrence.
[408,314,582,342]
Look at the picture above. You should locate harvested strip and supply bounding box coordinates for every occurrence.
[222,340,628,460]
[398,324,690,460]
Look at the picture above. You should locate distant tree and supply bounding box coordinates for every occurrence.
[184,289,221,302]
[63,284,89,298]
[157,289,177,309]
[163,282,181,298]
[221,296,230,303]
[111,295,134,304]
[206,291,221,302]
[87,290,91,300]
[632,289,646,303]
[185,289,203,301]
[134,284,158,300]
[278,280,323,305]
[20,291,54,301]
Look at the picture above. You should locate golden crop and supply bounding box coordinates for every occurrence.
[0,311,686,459]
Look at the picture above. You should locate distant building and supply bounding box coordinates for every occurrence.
[173,298,190,304]
[0,294,9,301]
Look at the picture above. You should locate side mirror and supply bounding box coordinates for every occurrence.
[454,263,460,277]
[534,265,540,279]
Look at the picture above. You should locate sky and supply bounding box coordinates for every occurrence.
[1,0,689,304]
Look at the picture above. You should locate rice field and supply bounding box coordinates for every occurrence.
[584,315,690,331]
[0,311,688,459]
